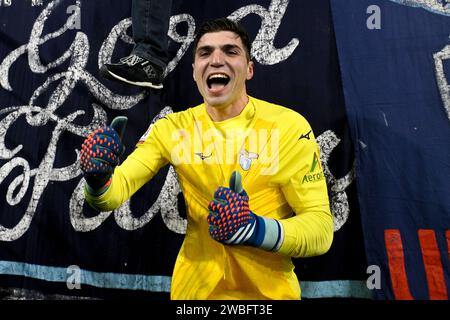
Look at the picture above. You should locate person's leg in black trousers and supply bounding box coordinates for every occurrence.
[100,0,173,89]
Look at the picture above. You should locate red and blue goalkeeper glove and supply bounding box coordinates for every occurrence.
[79,116,127,194]
[207,171,284,251]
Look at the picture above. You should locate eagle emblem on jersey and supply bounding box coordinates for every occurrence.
[239,149,259,171]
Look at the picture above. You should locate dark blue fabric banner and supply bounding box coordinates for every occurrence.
[0,0,367,299]
[331,0,450,300]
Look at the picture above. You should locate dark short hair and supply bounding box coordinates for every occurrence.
[192,17,252,61]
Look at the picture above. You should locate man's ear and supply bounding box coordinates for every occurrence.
[246,61,254,80]
[192,63,196,81]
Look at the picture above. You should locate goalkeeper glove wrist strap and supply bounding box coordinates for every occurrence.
[84,176,112,196]
[250,216,284,252]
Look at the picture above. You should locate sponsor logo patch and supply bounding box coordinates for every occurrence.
[138,125,152,143]
[302,152,324,184]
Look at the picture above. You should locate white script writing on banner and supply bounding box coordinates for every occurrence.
[388,0,450,122]
[0,0,352,240]
[0,0,42,7]
[388,0,450,15]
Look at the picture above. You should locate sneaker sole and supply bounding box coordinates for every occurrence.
[103,69,163,89]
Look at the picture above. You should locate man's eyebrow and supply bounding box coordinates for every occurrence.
[196,45,213,53]
[222,44,242,52]
[196,44,243,53]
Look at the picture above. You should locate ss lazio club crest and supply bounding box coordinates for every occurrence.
[239,149,259,171]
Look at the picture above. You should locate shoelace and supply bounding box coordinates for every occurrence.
[119,55,144,66]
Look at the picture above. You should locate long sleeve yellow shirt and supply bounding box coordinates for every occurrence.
[85,96,333,299]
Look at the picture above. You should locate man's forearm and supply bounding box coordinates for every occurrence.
[278,205,333,258]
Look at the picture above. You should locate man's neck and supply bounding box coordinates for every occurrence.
[206,95,249,122]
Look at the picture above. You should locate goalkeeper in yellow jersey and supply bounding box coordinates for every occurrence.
[79,17,333,300]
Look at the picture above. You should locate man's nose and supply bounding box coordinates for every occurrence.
[210,50,225,66]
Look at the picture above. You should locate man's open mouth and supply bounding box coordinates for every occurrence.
[206,73,230,90]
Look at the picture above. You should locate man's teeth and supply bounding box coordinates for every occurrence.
[208,74,229,80]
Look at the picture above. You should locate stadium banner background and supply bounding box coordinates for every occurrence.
[331,0,450,300]
[0,0,368,299]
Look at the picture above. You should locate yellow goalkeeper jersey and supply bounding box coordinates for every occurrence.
[85,96,333,300]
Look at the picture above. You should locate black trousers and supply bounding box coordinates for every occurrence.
[131,0,173,69]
